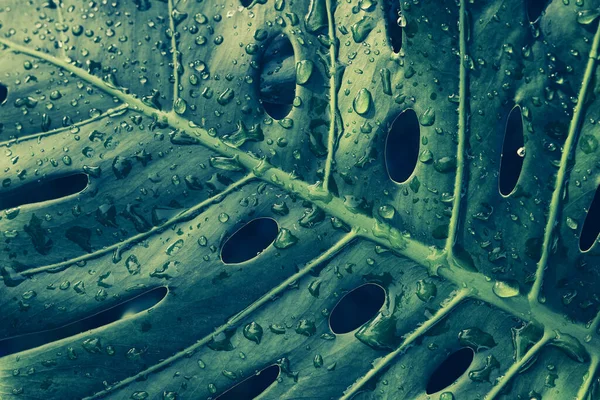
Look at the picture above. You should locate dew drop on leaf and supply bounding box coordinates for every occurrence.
[492,279,520,298]
[296,60,314,85]
[353,88,373,116]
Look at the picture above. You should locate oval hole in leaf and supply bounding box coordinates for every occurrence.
[0,173,89,211]
[0,82,7,105]
[386,109,420,183]
[221,218,279,264]
[240,0,252,7]
[580,185,600,251]
[527,0,550,23]
[499,106,524,196]
[425,347,474,394]
[384,0,403,52]
[260,34,295,120]
[216,364,280,399]
[330,283,386,334]
[0,286,167,357]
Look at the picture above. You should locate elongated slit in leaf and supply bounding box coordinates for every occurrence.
[0,173,89,211]
[499,106,524,196]
[0,82,7,105]
[221,218,279,264]
[329,283,386,334]
[260,34,295,120]
[383,0,403,53]
[580,185,600,251]
[386,109,420,183]
[527,0,550,23]
[425,347,474,394]
[0,286,167,357]
[216,364,280,399]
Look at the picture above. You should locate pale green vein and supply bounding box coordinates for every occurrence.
[322,0,338,192]
[484,330,552,399]
[168,0,180,103]
[20,174,254,276]
[529,24,600,304]
[575,356,599,400]
[84,230,358,400]
[0,104,128,147]
[445,0,468,257]
[340,288,472,399]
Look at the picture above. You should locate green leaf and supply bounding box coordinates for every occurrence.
[1,0,600,399]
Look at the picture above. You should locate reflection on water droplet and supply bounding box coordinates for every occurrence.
[492,279,520,298]
[296,60,314,85]
[353,88,373,115]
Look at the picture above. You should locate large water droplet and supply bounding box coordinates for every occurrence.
[492,279,520,298]
[305,0,328,33]
[273,227,299,249]
[296,60,314,85]
[353,88,373,116]
[351,16,376,43]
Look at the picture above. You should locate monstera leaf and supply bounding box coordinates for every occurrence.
[1,0,600,398]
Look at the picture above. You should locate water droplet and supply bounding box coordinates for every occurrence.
[174,98,187,115]
[296,60,314,85]
[353,88,373,116]
[492,279,520,298]
[273,228,298,249]
[577,9,600,24]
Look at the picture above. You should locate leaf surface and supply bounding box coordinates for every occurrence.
[1,0,600,399]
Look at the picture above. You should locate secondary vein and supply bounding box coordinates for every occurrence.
[323,0,338,192]
[529,23,600,304]
[341,288,472,399]
[445,0,469,257]
[84,230,358,400]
